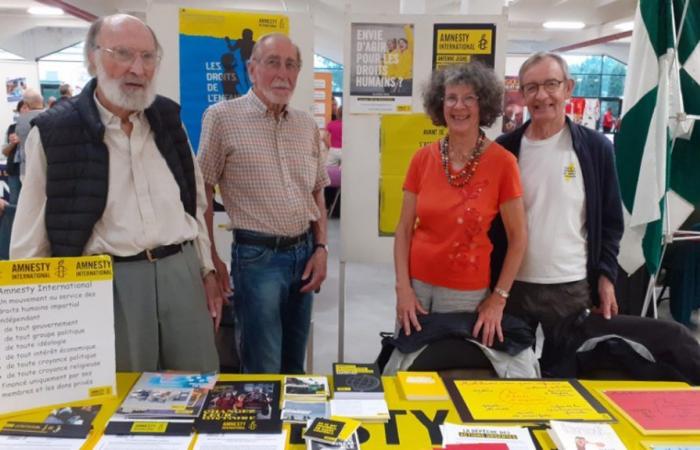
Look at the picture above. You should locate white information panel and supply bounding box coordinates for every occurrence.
[0,256,116,417]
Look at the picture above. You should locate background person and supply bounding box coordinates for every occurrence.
[324,105,342,166]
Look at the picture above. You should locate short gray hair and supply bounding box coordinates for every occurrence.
[422,61,503,128]
[518,52,570,85]
[83,14,162,77]
[249,33,302,67]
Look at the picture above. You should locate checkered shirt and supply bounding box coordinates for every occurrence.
[197,90,330,237]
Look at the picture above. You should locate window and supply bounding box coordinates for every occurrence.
[314,54,343,94]
[564,54,626,98]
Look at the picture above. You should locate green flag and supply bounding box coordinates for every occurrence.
[616,0,700,275]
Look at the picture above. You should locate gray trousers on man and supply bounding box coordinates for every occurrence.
[112,243,219,372]
[506,279,592,335]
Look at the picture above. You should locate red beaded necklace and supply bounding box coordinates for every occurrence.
[440,129,486,187]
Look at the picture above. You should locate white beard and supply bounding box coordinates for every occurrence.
[95,60,156,112]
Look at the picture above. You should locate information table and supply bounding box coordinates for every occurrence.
[1,375,698,449]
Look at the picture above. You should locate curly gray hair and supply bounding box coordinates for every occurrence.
[422,61,503,128]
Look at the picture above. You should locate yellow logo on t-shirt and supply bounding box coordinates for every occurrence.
[563,163,577,181]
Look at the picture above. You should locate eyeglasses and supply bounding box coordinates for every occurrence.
[258,57,301,72]
[96,46,161,69]
[444,95,479,107]
[521,79,565,96]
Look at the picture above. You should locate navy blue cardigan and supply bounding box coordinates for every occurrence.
[490,117,624,305]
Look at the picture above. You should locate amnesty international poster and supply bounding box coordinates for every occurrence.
[179,9,289,151]
[349,23,414,114]
[379,114,445,235]
[0,256,116,418]
[432,24,496,70]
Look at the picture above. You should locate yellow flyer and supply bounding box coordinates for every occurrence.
[0,256,116,418]
[432,23,496,70]
[446,379,613,423]
[379,114,446,235]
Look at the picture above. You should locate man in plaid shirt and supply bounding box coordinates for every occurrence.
[198,33,330,374]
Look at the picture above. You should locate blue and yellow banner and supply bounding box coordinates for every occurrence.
[179,8,289,151]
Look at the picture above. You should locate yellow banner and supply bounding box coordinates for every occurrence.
[179,8,289,38]
[435,29,493,55]
[0,256,113,286]
[379,114,446,235]
[432,24,496,70]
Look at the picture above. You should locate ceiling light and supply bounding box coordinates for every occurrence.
[543,21,586,30]
[27,6,64,16]
[614,21,634,31]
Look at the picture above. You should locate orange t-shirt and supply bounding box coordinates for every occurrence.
[403,141,522,290]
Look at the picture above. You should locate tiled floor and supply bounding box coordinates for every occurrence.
[310,218,700,375]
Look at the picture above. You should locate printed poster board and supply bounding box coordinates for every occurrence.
[179,8,289,152]
[349,23,414,114]
[314,72,333,130]
[0,256,116,418]
[445,379,613,423]
[432,23,496,70]
[603,389,700,435]
[379,114,445,235]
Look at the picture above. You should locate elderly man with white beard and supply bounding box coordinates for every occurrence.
[10,14,221,372]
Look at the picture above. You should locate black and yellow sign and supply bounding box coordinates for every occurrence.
[432,24,496,70]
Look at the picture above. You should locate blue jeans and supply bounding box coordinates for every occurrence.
[231,229,314,374]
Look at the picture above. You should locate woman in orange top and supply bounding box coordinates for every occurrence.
[394,62,527,347]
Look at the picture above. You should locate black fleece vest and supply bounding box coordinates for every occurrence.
[32,78,197,257]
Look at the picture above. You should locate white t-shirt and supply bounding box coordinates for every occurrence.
[516,126,588,283]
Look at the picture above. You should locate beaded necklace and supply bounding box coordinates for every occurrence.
[440,129,486,187]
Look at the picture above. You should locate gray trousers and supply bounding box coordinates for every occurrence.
[506,279,592,335]
[385,279,540,378]
[112,243,219,372]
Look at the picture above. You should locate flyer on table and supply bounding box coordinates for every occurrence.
[0,256,116,418]
[349,22,414,114]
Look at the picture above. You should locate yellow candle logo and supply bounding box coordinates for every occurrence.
[563,163,576,181]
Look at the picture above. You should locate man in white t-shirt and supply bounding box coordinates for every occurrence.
[493,52,624,334]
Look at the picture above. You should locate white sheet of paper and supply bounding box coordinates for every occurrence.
[440,423,537,450]
[193,430,287,450]
[0,435,85,450]
[329,399,389,419]
[94,434,193,450]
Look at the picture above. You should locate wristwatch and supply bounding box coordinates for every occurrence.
[493,287,510,299]
[314,243,329,252]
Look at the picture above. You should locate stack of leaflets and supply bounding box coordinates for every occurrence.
[0,404,102,450]
[194,380,282,434]
[105,371,218,435]
[548,420,626,450]
[330,363,389,422]
[303,416,362,450]
[332,363,384,400]
[438,423,538,450]
[282,376,331,423]
[396,371,449,401]
[284,376,330,401]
